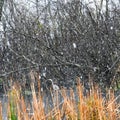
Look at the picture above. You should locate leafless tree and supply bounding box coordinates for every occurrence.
[0,0,4,20]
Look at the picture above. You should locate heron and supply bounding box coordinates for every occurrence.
[46,79,59,91]
[45,79,60,106]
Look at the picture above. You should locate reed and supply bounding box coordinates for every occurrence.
[0,79,120,120]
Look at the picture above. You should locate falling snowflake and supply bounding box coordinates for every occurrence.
[110,26,113,30]
[42,72,46,77]
[73,43,77,48]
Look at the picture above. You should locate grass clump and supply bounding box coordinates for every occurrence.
[0,79,120,120]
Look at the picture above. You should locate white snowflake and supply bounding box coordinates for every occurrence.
[42,72,46,77]
[73,43,77,48]
[110,26,113,30]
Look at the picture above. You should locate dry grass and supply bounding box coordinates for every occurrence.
[0,78,120,120]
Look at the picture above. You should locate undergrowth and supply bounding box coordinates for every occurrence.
[0,78,120,120]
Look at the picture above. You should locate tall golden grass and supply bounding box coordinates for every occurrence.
[0,79,120,120]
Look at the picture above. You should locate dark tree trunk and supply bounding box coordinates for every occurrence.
[0,0,4,21]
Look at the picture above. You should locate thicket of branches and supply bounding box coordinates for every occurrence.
[0,0,120,90]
